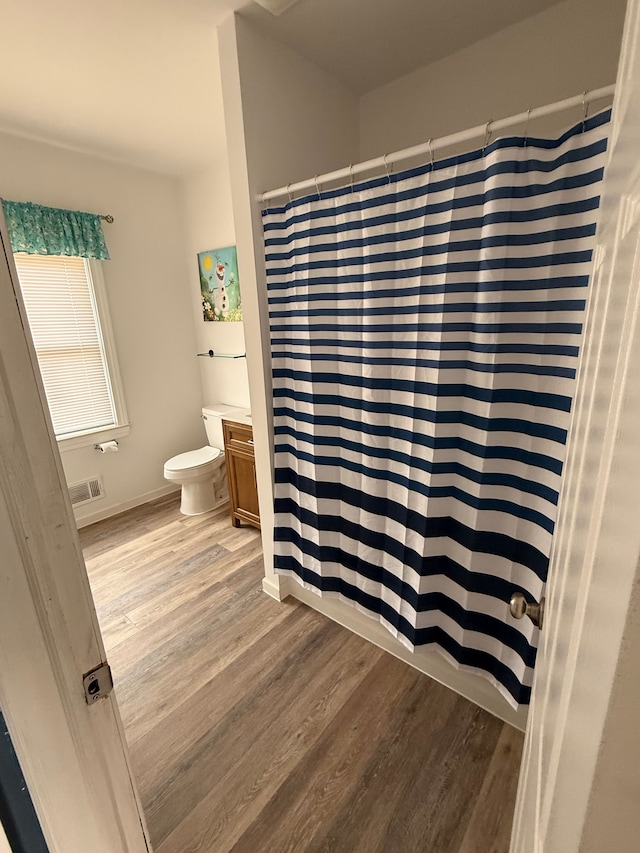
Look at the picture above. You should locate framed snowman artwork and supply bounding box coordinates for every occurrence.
[198,246,242,322]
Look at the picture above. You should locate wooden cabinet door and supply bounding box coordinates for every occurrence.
[223,419,260,529]
[227,446,260,528]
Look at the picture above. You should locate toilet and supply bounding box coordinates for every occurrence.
[164,403,239,516]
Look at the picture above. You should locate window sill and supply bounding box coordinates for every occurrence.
[57,424,131,453]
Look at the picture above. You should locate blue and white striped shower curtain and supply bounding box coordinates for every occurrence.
[263,110,610,708]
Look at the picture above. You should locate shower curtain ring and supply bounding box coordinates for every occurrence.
[582,91,589,131]
[314,175,321,200]
[383,153,392,185]
[349,163,355,193]
[524,108,531,147]
[286,184,293,203]
[427,138,435,169]
[483,119,493,154]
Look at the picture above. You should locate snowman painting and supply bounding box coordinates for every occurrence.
[213,260,229,318]
[198,246,242,322]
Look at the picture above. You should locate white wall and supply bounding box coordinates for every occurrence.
[360,0,627,161]
[218,12,360,590]
[179,27,251,413]
[179,158,250,410]
[0,132,204,523]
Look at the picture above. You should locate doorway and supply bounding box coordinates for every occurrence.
[3,3,636,851]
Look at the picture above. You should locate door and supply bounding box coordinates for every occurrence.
[512,1,640,849]
[228,448,260,526]
[0,213,149,851]
[224,419,261,528]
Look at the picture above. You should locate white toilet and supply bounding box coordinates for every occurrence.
[164,403,239,516]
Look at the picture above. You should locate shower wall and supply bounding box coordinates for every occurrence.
[360,0,626,160]
[218,12,360,592]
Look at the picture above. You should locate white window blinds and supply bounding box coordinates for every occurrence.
[14,253,116,437]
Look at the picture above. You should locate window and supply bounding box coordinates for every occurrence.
[13,253,129,449]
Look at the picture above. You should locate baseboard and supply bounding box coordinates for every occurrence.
[286,583,527,731]
[262,575,290,601]
[74,485,180,528]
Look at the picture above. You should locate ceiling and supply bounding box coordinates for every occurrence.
[0,0,565,176]
[242,0,565,95]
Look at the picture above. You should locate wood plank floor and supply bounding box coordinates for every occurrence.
[80,494,524,853]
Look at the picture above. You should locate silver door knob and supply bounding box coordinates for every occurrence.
[509,592,545,630]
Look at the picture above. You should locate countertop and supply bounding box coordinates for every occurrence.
[221,408,252,427]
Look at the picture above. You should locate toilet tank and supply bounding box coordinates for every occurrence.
[202,403,241,449]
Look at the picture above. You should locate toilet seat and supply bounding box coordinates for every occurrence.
[164,446,221,474]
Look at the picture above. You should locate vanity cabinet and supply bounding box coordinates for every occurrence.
[223,419,260,529]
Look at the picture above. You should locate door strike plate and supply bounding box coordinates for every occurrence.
[83,662,113,704]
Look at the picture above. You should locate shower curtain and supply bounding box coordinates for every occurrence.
[262,110,610,708]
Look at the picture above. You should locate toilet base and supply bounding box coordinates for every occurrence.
[178,464,228,516]
[180,480,216,515]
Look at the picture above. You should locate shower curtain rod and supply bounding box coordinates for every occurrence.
[258,84,615,204]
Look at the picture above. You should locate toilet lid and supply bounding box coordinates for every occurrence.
[165,446,221,472]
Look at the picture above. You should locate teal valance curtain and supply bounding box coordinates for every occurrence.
[1,200,110,260]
